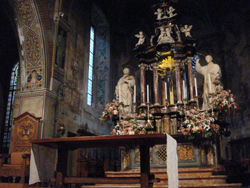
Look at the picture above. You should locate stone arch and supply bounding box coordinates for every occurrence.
[11,0,47,90]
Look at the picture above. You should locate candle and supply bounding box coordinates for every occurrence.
[133,85,136,103]
[183,80,185,100]
[194,77,198,97]
[164,81,168,100]
[119,85,121,103]
[208,73,212,93]
[147,85,149,103]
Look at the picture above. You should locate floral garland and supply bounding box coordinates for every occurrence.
[111,115,146,135]
[212,88,238,115]
[99,99,120,122]
[179,109,220,141]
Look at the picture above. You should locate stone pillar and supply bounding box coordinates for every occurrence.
[139,63,147,106]
[151,63,160,105]
[187,57,194,101]
[175,60,182,103]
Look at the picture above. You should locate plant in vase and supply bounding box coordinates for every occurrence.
[111,115,146,135]
[179,109,220,146]
[212,88,238,115]
[99,99,120,122]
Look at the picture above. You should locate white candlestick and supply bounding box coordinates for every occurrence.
[183,80,185,100]
[133,85,136,103]
[194,77,198,97]
[147,85,149,103]
[164,82,168,100]
[208,73,212,93]
[119,85,121,103]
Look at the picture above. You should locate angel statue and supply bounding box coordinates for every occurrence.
[154,8,164,20]
[135,31,145,46]
[180,25,193,37]
[167,6,177,19]
[157,26,175,44]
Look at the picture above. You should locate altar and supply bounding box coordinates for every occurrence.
[30,134,178,188]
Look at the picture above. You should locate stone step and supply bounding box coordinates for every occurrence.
[106,167,216,178]
[0,183,28,188]
[81,183,242,188]
[157,175,227,185]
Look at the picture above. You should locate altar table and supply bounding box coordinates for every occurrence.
[31,134,168,188]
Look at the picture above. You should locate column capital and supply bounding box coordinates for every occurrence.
[138,63,148,70]
[174,60,181,66]
[151,62,158,69]
[186,56,193,63]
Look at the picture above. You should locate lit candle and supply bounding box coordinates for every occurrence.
[133,85,136,103]
[164,81,168,100]
[147,85,149,103]
[208,73,212,93]
[119,85,121,103]
[194,77,198,97]
[183,80,185,100]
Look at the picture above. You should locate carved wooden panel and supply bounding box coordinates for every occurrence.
[12,112,41,152]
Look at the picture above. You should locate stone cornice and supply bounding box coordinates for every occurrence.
[15,88,58,99]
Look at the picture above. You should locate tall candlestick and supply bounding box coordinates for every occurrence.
[183,80,185,100]
[133,85,136,103]
[194,77,198,97]
[164,81,168,100]
[119,85,121,103]
[208,73,212,93]
[147,85,149,103]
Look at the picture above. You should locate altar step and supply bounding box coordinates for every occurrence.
[0,183,28,188]
[81,167,242,188]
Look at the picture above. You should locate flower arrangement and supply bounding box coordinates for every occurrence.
[179,109,220,141]
[111,115,146,135]
[99,99,120,122]
[212,88,238,114]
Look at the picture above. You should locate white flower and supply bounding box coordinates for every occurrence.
[129,131,135,135]
[116,130,123,135]
[222,100,228,105]
[115,125,120,129]
[209,117,215,123]
[102,111,106,116]
[230,98,234,102]
[202,123,210,131]
[109,107,113,110]
[113,110,118,115]
[139,124,144,128]
[184,120,190,124]
[187,124,192,128]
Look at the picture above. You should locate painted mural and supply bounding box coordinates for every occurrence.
[14,0,45,90]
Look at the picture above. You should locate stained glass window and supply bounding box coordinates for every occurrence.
[2,63,19,151]
[87,26,95,106]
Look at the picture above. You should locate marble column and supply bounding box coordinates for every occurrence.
[187,57,194,101]
[174,60,182,103]
[151,63,160,105]
[139,63,147,106]
[161,79,166,106]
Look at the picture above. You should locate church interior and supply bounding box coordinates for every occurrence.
[0,0,250,187]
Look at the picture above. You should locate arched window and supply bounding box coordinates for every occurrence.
[2,63,19,151]
[87,26,95,106]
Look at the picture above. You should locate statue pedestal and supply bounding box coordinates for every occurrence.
[120,134,218,170]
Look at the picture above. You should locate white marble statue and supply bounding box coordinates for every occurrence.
[167,6,177,19]
[180,25,193,37]
[157,26,175,44]
[195,55,222,110]
[135,31,145,46]
[115,68,135,114]
[154,8,164,20]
